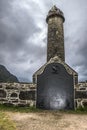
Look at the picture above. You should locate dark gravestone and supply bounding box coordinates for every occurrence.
[37,63,74,110]
[19,91,35,100]
[0,90,6,98]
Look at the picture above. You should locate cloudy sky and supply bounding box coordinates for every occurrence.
[0,0,87,82]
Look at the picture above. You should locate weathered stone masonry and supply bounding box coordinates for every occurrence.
[0,82,87,108]
[75,82,87,108]
[46,6,65,62]
[0,83,36,106]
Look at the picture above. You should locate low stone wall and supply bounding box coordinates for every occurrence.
[0,83,36,107]
[75,82,87,108]
[0,82,87,108]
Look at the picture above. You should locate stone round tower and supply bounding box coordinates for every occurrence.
[46,5,65,61]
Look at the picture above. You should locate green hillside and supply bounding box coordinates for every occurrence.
[0,65,19,83]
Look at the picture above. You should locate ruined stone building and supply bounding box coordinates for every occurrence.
[0,6,87,109]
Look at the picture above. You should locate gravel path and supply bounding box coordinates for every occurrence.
[7,111,87,130]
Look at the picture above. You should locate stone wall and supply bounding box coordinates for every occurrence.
[0,82,87,108]
[75,82,87,108]
[0,83,36,106]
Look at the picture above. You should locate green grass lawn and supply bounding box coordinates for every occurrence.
[0,104,42,113]
[0,104,87,114]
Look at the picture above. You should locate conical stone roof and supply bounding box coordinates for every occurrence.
[46,5,65,23]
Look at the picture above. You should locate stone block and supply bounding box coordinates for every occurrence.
[19,91,35,100]
[0,90,6,98]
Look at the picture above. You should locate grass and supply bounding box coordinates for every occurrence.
[0,104,43,113]
[75,106,87,113]
[0,112,16,130]
[0,104,87,114]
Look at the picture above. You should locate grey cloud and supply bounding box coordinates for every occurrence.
[62,0,87,81]
[0,0,11,17]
